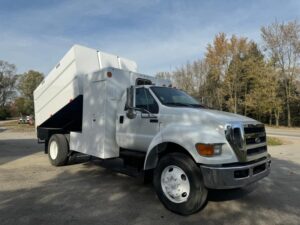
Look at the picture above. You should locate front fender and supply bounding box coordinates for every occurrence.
[144,123,238,170]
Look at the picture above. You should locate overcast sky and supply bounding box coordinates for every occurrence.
[0,0,299,76]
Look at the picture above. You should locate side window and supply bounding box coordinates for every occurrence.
[135,88,159,114]
[135,88,148,110]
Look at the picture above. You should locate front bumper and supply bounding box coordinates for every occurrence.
[200,155,271,189]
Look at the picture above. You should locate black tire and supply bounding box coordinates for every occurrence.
[153,153,207,215]
[48,134,69,166]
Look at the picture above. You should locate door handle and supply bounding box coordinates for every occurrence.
[119,116,124,124]
[150,119,158,123]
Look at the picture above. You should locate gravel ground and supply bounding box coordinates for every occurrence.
[0,130,299,225]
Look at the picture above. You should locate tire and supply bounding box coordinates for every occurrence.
[153,153,207,215]
[48,134,69,166]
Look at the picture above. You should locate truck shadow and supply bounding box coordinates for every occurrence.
[207,184,257,202]
[0,155,299,225]
[0,138,42,165]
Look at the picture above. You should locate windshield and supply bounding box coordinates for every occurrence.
[150,87,204,108]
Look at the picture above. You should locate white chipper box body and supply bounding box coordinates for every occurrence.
[34,44,137,128]
[34,44,169,159]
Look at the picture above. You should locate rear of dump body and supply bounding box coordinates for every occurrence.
[33,44,138,128]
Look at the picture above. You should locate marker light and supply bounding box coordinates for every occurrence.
[107,72,112,78]
[195,143,222,157]
[196,144,214,156]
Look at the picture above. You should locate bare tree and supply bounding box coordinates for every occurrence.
[0,60,18,107]
[192,59,209,103]
[155,71,173,82]
[261,20,300,126]
[155,60,209,103]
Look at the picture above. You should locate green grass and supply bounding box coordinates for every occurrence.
[267,136,283,146]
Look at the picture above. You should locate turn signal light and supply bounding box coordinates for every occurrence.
[107,72,112,78]
[195,144,214,157]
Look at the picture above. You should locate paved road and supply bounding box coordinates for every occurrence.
[0,131,299,225]
[266,127,300,138]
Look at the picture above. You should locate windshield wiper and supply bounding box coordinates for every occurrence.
[191,104,206,108]
[164,102,206,108]
[164,102,197,107]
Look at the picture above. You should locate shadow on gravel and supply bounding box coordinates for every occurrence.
[0,139,42,165]
[0,155,299,225]
[207,184,257,202]
[0,128,7,133]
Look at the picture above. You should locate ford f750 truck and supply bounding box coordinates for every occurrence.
[34,45,271,215]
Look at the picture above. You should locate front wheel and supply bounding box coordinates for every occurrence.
[153,153,207,215]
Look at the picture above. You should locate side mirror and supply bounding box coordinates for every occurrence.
[126,86,136,119]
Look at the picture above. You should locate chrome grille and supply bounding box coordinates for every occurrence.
[225,122,268,162]
[244,124,267,159]
[247,146,267,156]
[246,135,266,145]
[244,126,265,134]
[244,124,267,156]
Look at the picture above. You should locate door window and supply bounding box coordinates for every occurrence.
[135,88,159,114]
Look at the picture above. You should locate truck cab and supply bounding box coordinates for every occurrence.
[117,84,270,186]
[34,45,271,215]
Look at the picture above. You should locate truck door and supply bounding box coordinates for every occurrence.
[117,87,160,152]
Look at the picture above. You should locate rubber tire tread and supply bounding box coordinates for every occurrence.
[153,152,208,215]
[48,134,69,166]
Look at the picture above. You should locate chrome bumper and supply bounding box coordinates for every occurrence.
[200,155,271,189]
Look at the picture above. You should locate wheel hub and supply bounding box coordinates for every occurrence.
[49,140,58,160]
[161,165,190,203]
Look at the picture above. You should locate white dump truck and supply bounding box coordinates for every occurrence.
[34,44,271,215]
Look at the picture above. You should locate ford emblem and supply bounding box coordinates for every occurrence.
[255,137,261,143]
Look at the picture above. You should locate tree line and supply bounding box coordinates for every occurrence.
[157,20,300,127]
[0,62,43,119]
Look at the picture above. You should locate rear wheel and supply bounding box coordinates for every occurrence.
[48,134,69,166]
[153,153,207,215]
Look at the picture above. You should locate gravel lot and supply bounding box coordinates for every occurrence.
[0,129,300,225]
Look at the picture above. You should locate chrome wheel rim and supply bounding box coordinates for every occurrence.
[161,165,190,203]
[49,140,58,160]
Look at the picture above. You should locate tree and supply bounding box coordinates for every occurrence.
[0,60,18,119]
[156,71,173,81]
[191,60,209,103]
[245,63,282,124]
[154,23,300,126]
[14,97,30,115]
[205,33,229,109]
[205,34,252,112]
[155,59,209,102]
[261,20,300,126]
[0,60,18,107]
[223,36,249,113]
[18,70,44,115]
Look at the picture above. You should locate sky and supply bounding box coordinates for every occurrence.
[0,0,299,76]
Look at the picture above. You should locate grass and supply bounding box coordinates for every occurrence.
[0,120,35,132]
[267,136,283,146]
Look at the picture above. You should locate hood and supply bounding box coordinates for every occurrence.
[197,108,257,123]
[161,107,258,126]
